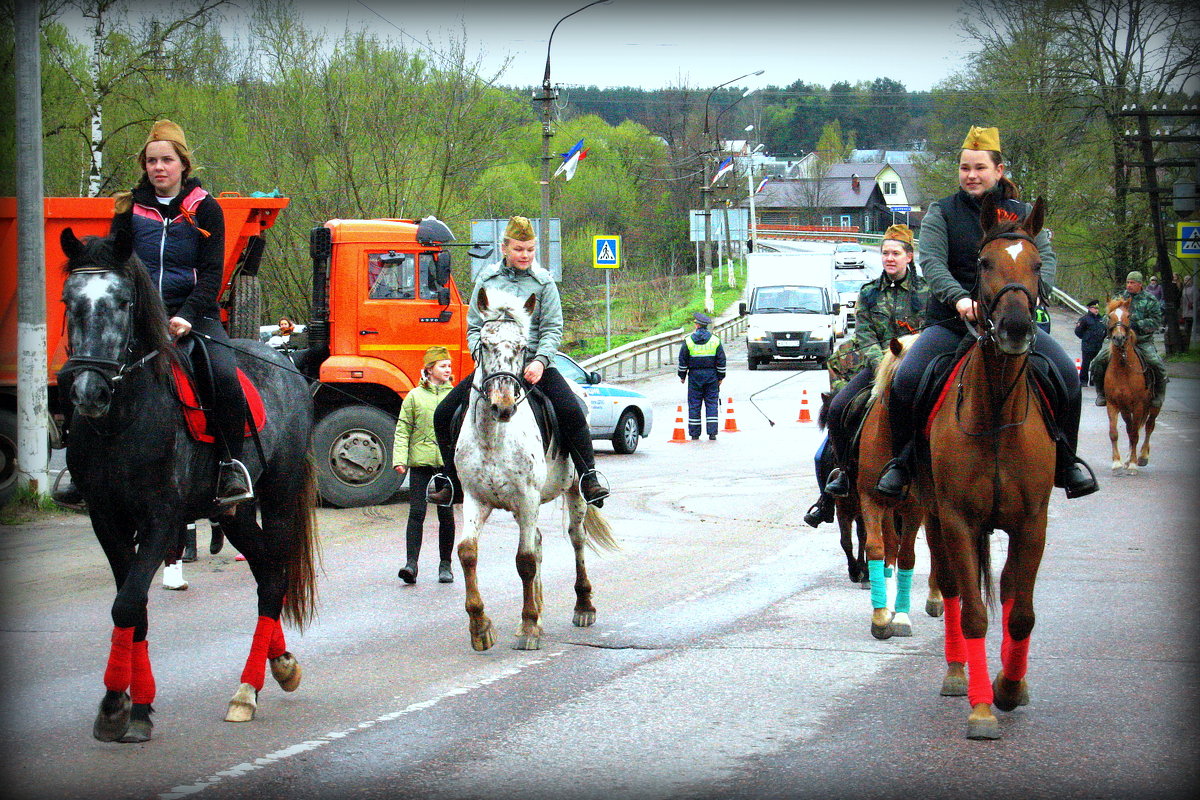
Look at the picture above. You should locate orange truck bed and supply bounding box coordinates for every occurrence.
[0,195,287,388]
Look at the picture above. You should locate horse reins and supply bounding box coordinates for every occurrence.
[58,268,160,394]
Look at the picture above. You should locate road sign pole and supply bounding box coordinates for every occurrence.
[605,270,611,351]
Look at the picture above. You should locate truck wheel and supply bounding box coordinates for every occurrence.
[313,405,401,508]
[228,274,262,341]
[0,409,16,507]
[611,409,641,454]
[748,357,758,371]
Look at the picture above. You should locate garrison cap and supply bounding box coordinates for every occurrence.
[504,215,536,241]
[424,345,451,366]
[961,125,1001,152]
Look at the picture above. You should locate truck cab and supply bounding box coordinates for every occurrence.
[739,283,839,369]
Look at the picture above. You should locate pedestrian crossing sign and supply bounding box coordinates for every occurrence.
[1178,223,1200,258]
[593,236,621,269]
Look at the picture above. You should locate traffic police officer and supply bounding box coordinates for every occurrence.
[1090,270,1168,408]
[678,312,727,440]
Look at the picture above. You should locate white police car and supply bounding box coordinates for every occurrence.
[553,353,653,454]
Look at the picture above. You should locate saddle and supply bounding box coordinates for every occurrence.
[170,337,265,444]
[448,381,566,459]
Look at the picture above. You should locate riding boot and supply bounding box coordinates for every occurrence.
[216,458,254,511]
[563,415,608,507]
[825,467,850,498]
[400,513,423,583]
[181,523,197,563]
[875,392,916,499]
[52,478,84,507]
[1092,368,1106,406]
[209,519,225,555]
[804,493,836,528]
[1053,390,1098,499]
[426,467,460,507]
[438,560,454,583]
[398,560,418,584]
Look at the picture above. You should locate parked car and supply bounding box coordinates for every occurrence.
[833,270,871,332]
[553,352,654,454]
[833,241,867,269]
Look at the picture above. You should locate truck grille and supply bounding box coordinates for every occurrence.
[772,331,808,342]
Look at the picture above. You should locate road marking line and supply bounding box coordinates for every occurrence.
[158,652,564,800]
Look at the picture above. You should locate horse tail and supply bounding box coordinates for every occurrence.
[282,453,322,631]
[582,505,620,553]
[976,527,995,611]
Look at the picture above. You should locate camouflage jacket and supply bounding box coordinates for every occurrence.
[1117,288,1163,342]
[854,269,929,371]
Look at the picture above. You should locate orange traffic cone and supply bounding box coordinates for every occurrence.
[1075,357,1082,371]
[723,396,740,433]
[797,389,813,424]
[668,404,688,443]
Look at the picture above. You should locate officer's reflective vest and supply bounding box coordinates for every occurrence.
[685,335,721,359]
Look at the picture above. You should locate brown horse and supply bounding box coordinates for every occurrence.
[856,336,942,640]
[918,195,1056,740]
[1103,297,1158,473]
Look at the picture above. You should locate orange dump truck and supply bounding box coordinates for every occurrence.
[2,198,477,509]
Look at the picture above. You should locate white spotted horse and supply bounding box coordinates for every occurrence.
[58,229,319,742]
[453,287,618,651]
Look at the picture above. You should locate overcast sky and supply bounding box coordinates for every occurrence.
[294,0,978,91]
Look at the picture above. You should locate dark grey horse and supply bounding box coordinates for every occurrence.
[58,228,319,743]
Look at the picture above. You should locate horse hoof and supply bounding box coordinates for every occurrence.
[118,719,153,743]
[871,623,894,640]
[225,683,258,722]
[573,609,596,627]
[941,665,968,697]
[1136,456,1148,467]
[92,691,131,742]
[992,672,1029,712]
[859,578,871,590]
[270,652,302,692]
[966,705,1000,740]
[471,621,495,652]
[513,635,542,651]
[1111,463,1122,474]
[1126,464,1139,475]
[925,597,944,618]
[890,613,912,637]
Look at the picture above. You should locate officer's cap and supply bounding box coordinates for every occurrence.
[693,312,712,326]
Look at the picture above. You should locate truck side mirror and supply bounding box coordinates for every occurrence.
[469,244,494,261]
[832,302,841,315]
[416,216,455,245]
[437,288,451,306]
[739,302,747,316]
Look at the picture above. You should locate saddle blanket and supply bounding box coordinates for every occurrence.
[170,361,266,443]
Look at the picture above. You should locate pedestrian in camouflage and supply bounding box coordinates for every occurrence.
[1090,271,1168,407]
[805,225,928,527]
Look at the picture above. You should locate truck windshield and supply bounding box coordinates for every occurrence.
[752,286,827,314]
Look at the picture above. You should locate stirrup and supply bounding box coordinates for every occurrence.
[1061,457,1099,499]
[578,469,609,506]
[215,459,254,510]
[825,467,850,498]
[426,473,455,507]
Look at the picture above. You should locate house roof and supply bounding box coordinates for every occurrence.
[825,162,886,180]
[747,177,886,210]
[849,149,925,164]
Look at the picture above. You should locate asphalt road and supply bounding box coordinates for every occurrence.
[1,315,1197,800]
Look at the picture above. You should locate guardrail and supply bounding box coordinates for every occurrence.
[579,312,749,380]
[1050,286,1088,315]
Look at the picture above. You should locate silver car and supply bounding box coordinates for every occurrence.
[553,353,654,454]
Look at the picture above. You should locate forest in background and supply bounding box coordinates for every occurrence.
[1,0,1196,344]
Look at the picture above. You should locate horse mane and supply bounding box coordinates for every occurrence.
[477,287,532,330]
[1106,296,1128,313]
[980,217,1023,245]
[870,334,918,402]
[63,235,177,376]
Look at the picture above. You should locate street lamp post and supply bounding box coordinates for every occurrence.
[701,70,762,312]
[537,0,610,261]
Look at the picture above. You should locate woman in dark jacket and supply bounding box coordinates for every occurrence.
[875,125,1096,500]
[110,119,252,510]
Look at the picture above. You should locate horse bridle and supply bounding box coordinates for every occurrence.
[58,267,159,396]
[471,314,532,411]
[972,231,1039,343]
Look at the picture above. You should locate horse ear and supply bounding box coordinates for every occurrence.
[60,227,85,261]
[476,287,489,311]
[524,293,538,314]
[979,192,998,231]
[1025,196,1045,238]
[889,337,904,356]
[111,226,133,263]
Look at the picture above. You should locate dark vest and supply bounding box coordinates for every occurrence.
[927,188,1030,327]
[130,183,211,314]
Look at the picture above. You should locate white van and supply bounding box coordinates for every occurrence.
[740,253,840,370]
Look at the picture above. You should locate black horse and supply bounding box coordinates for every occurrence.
[58,228,319,742]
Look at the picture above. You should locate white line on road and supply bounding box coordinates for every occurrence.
[158,651,565,800]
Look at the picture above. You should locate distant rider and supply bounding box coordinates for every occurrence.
[1089,271,1167,408]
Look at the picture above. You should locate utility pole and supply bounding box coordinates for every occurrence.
[16,0,50,497]
[1119,105,1200,354]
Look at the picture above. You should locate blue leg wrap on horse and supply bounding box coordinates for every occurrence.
[895,568,914,615]
[884,565,894,578]
[868,560,887,609]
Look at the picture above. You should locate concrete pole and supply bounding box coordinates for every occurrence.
[16,0,50,497]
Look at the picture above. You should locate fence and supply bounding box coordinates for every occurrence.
[580,312,749,380]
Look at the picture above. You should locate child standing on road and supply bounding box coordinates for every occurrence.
[393,347,456,584]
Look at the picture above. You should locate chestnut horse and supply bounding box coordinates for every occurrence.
[856,336,942,641]
[1102,297,1159,473]
[918,195,1055,740]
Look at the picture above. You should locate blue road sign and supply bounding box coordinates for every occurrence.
[593,235,620,269]
[1179,223,1200,258]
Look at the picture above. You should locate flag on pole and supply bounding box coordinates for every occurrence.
[711,157,734,186]
[754,177,769,194]
[553,138,589,181]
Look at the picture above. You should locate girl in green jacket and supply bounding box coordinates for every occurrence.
[393,347,456,584]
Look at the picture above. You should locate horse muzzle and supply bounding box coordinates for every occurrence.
[69,371,113,418]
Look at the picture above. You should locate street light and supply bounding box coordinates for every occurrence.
[701,70,762,311]
[536,0,611,265]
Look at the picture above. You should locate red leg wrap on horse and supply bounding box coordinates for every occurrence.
[239,616,274,691]
[267,617,287,660]
[130,639,156,704]
[943,596,966,664]
[1001,599,1030,681]
[964,637,994,707]
[103,626,136,692]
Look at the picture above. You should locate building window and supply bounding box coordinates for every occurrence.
[840,214,852,227]
[821,215,834,226]
[882,181,897,195]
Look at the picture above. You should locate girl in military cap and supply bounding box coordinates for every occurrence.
[874,126,1096,499]
[427,216,609,507]
[393,346,457,583]
[108,119,254,510]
